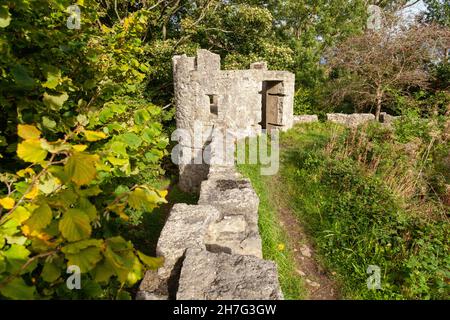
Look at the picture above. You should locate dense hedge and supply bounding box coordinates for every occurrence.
[0,1,171,299]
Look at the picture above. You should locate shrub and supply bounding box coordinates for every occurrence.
[0,1,169,299]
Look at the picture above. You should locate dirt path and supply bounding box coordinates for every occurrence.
[271,175,339,300]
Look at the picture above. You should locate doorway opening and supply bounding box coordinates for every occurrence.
[260,81,285,130]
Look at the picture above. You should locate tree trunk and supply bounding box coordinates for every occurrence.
[375,87,383,121]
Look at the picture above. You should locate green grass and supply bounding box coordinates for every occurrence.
[278,122,449,300]
[239,121,449,300]
[238,160,306,300]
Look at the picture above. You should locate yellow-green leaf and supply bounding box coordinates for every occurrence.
[72,144,87,152]
[62,246,102,273]
[25,203,52,232]
[128,188,166,212]
[59,209,91,242]
[92,261,115,283]
[4,244,30,274]
[40,139,71,153]
[0,5,12,28]
[43,92,69,110]
[78,185,102,197]
[104,247,134,283]
[7,206,31,224]
[41,261,61,282]
[77,198,97,221]
[38,173,60,194]
[103,237,134,283]
[16,168,35,177]
[42,69,61,89]
[0,197,15,210]
[84,130,107,142]
[64,152,99,185]
[61,239,103,254]
[18,124,41,140]
[24,185,39,200]
[17,139,48,163]
[0,255,5,273]
[126,256,142,286]
[137,251,164,270]
[0,278,35,300]
[107,156,129,166]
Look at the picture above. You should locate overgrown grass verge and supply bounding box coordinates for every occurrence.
[278,121,449,300]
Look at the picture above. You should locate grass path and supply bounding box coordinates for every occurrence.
[238,156,339,300]
[269,173,339,299]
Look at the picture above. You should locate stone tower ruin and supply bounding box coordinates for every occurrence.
[136,50,292,300]
[172,49,295,192]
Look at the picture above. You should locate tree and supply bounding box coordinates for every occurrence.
[272,0,369,87]
[423,0,450,26]
[326,20,450,119]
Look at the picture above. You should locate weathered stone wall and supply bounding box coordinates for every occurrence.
[292,113,400,127]
[136,168,283,300]
[293,115,319,124]
[326,113,375,127]
[136,129,283,300]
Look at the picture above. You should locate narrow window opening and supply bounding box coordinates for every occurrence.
[208,94,218,116]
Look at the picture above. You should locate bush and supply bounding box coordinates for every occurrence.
[0,1,169,299]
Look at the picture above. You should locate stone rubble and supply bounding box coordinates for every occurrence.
[300,245,312,258]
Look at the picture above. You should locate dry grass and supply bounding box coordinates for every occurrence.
[324,123,449,221]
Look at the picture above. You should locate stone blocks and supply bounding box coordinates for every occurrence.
[176,249,284,300]
[156,204,221,281]
[293,115,319,124]
[326,113,375,127]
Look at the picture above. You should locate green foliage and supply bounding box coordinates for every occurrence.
[293,87,321,115]
[278,0,368,88]
[0,1,168,299]
[423,0,450,26]
[272,123,449,299]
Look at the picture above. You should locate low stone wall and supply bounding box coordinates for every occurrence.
[136,134,283,300]
[293,114,319,124]
[326,113,375,127]
[292,112,400,127]
[379,112,400,124]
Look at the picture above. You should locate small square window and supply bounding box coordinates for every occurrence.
[208,94,218,115]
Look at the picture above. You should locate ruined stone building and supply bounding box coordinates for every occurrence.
[137,50,294,300]
[172,49,295,192]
